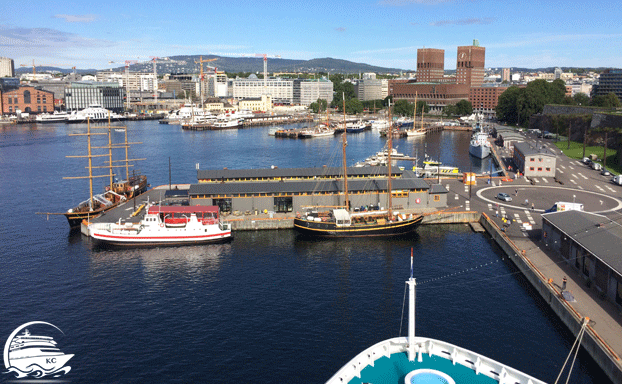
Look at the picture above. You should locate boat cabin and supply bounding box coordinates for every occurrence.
[147,205,220,225]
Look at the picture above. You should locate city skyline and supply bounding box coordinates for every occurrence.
[1,0,621,72]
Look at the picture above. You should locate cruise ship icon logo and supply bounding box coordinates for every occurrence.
[3,321,73,379]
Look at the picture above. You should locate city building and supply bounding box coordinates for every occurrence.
[389,41,486,114]
[207,72,229,98]
[468,85,510,114]
[293,78,333,106]
[512,141,556,178]
[231,75,293,104]
[542,210,622,309]
[0,77,20,92]
[96,71,157,92]
[416,49,445,83]
[0,57,15,77]
[456,41,486,87]
[64,82,124,112]
[554,67,562,80]
[502,68,511,83]
[238,94,272,112]
[354,78,384,101]
[592,69,622,101]
[192,167,447,214]
[1,86,54,115]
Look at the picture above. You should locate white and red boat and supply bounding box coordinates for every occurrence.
[88,205,232,246]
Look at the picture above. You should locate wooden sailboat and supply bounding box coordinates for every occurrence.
[407,93,425,137]
[293,99,423,237]
[38,115,147,228]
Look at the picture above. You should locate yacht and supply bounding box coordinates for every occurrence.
[35,111,70,123]
[66,105,125,123]
[7,329,73,376]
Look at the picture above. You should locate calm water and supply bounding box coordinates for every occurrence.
[0,121,610,383]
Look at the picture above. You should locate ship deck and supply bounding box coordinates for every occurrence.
[348,352,497,384]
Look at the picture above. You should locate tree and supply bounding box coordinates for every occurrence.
[573,92,590,106]
[345,98,363,114]
[455,100,473,116]
[310,98,328,113]
[495,86,521,125]
[442,104,458,117]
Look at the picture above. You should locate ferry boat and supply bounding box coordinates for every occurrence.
[294,99,423,238]
[210,117,243,129]
[345,121,368,133]
[66,104,126,123]
[35,110,70,123]
[469,129,491,159]
[325,252,547,384]
[7,329,73,376]
[88,205,232,246]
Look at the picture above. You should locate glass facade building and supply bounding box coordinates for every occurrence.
[65,82,125,112]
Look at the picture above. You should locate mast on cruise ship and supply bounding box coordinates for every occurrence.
[342,93,349,211]
[407,247,416,361]
[387,100,393,213]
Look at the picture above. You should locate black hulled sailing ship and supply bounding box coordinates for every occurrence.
[294,99,423,237]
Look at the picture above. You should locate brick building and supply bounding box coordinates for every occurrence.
[416,49,445,83]
[468,85,510,114]
[456,43,486,87]
[1,86,54,115]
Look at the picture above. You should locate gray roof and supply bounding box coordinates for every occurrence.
[429,184,449,194]
[197,166,402,180]
[514,141,556,158]
[543,211,622,275]
[189,177,429,196]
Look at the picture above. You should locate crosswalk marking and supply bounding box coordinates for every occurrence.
[542,178,549,183]
[606,186,616,193]
[569,165,575,170]
[465,201,470,211]
[557,169,564,173]
[578,172,588,180]
[571,173,577,178]
[578,185,584,190]
[455,193,459,200]
[570,179,577,184]
[488,203,493,211]
[560,165,566,169]
[596,185,604,192]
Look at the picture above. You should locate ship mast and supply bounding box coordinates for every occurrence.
[342,93,349,211]
[407,247,417,361]
[387,100,393,212]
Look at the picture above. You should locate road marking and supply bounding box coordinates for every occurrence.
[570,179,577,184]
[578,185,584,189]
[557,169,564,174]
[578,173,588,180]
[465,201,470,211]
[455,193,459,200]
[596,185,604,192]
[606,186,616,193]
[542,178,549,183]
[125,207,134,211]
[569,165,575,170]
[576,161,583,166]
[488,203,493,211]
[571,173,577,178]
[560,165,566,169]
[533,178,539,183]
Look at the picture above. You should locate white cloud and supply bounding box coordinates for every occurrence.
[53,14,97,23]
[335,27,346,32]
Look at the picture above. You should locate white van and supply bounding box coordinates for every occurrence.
[545,202,584,213]
[612,175,622,185]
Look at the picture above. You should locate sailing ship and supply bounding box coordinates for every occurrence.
[37,118,147,227]
[406,94,426,137]
[325,250,547,384]
[293,99,423,237]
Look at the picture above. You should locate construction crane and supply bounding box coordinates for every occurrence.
[149,57,161,105]
[20,60,71,75]
[194,56,218,103]
[238,53,282,93]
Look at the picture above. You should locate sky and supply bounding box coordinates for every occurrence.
[1,0,621,72]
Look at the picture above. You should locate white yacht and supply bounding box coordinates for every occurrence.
[66,105,125,123]
[35,111,70,123]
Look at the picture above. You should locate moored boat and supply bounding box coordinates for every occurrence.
[35,111,70,123]
[88,205,232,246]
[66,104,125,123]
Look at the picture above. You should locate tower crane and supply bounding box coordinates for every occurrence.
[238,53,282,93]
[20,60,71,75]
[194,56,218,103]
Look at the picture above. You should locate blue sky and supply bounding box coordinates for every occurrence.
[2,0,621,71]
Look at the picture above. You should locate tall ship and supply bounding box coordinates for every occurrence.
[294,99,423,237]
[38,120,147,227]
[469,128,491,159]
[325,251,547,384]
[7,328,73,377]
[66,104,126,123]
[88,205,232,246]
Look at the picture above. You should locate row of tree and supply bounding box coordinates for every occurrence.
[495,79,621,126]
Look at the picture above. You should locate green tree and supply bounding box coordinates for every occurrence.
[392,99,412,116]
[593,92,622,108]
[310,98,328,113]
[455,100,473,116]
[573,92,590,106]
[495,86,521,125]
[345,98,363,114]
[442,104,457,117]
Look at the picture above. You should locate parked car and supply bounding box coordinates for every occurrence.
[582,157,591,165]
[496,192,512,202]
[601,168,611,176]
[591,162,602,171]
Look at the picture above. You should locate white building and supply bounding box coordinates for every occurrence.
[207,72,228,98]
[96,71,157,92]
[19,73,53,81]
[355,78,384,101]
[238,94,272,112]
[0,57,15,77]
[231,75,293,104]
[297,79,333,106]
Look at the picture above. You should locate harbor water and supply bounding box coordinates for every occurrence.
[0,121,610,383]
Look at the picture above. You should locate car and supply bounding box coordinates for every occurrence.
[601,168,611,176]
[591,162,602,171]
[582,157,591,165]
[496,192,512,202]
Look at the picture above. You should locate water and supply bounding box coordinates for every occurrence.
[0,121,610,383]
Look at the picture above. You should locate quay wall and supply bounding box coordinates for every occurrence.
[479,213,622,384]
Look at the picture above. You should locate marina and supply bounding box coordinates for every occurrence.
[1,119,619,383]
